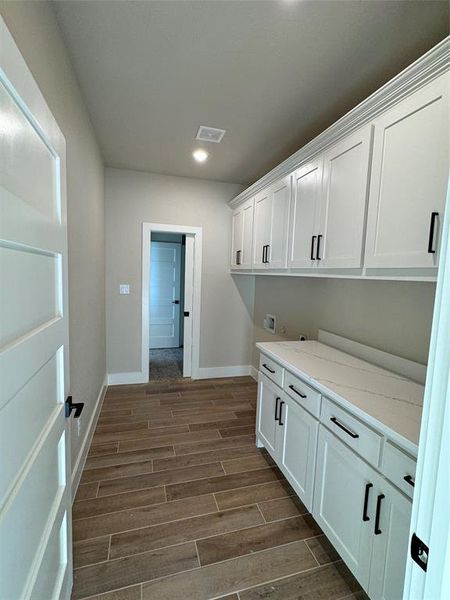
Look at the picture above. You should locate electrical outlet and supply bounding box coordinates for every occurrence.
[77,419,82,436]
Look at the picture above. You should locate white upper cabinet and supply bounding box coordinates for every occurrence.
[365,73,449,269]
[231,199,254,269]
[318,125,373,268]
[288,159,323,269]
[253,177,290,270]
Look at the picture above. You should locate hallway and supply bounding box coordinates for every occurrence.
[72,377,365,600]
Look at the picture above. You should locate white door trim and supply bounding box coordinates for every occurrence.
[142,223,202,381]
[403,181,450,599]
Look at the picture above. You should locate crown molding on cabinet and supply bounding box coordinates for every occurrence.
[229,36,450,209]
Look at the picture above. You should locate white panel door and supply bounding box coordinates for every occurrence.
[241,199,254,269]
[268,176,290,269]
[256,374,281,458]
[365,73,449,269]
[231,207,243,268]
[252,190,271,270]
[0,18,72,600]
[313,426,374,590]
[149,241,181,349]
[318,125,373,268]
[369,481,412,600]
[288,159,323,269]
[278,396,319,511]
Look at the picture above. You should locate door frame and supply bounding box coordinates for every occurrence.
[142,223,202,380]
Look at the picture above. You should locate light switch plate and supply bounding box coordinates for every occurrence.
[119,284,130,295]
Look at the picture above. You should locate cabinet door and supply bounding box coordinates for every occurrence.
[253,190,271,270]
[231,208,244,269]
[313,426,374,590]
[365,73,449,269]
[268,176,290,269]
[318,125,372,268]
[368,481,412,600]
[278,396,318,511]
[256,374,281,458]
[241,200,254,268]
[288,159,323,268]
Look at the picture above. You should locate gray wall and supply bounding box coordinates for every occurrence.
[105,168,255,374]
[253,276,436,367]
[1,3,106,475]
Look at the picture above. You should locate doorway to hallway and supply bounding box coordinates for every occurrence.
[149,233,185,381]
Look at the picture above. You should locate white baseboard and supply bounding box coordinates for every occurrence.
[107,371,147,385]
[195,365,252,379]
[71,375,107,501]
[250,366,258,381]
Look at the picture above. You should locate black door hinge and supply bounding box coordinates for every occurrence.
[411,533,429,572]
[65,396,84,418]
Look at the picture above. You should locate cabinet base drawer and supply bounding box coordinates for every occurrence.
[321,398,382,468]
[284,370,321,418]
[381,441,416,499]
[259,353,284,387]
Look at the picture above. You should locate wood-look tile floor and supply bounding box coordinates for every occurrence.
[72,377,368,600]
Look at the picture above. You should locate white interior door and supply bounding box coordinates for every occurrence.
[149,241,182,349]
[0,17,72,600]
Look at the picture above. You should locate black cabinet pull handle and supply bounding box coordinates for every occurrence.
[374,494,385,535]
[236,250,242,265]
[274,397,280,422]
[330,416,359,439]
[266,245,270,264]
[65,396,84,419]
[262,363,275,374]
[404,475,415,487]
[310,236,316,260]
[278,401,285,426]
[362,483,373,521]
[288,384,306,398]
[427,212,439,254]
[316,234,323,260]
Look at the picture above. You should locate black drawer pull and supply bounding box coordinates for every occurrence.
[374,494,385,535]
[310,236,316,260]
[362,482,373,522]
[288,384,306,398]
[330,417,359,439]
[427,212,438,254]
[274,397,280,422]
[404,474,415,488]
[316,234,323,260]
[278,400,285,426]
[262,363,275,374]
[236,250,242,265]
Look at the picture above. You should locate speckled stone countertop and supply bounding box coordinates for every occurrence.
[256,340,424,456]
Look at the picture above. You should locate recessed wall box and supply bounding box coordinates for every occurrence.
[264,314,276,334]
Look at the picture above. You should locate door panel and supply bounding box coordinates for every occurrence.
[369,482,412,600]
[365,73,449,268]
[289,160,322,268]
[319,125,372,268]
[149,241,181,348]
[231,208,243,268]
[0,18,71,600]
[313,426,373,590]
[253,191,271,269]
[268,177,290,269]
[256,374,280,458]
[241,200,254,269]
[279,397,318,511]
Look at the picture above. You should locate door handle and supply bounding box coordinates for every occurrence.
[374,494,385,535]
[404,474,415,487]
[274,397,280,422]
[427,212,438,254]
[310,236,316,260]
[262,363,275,374]
[278,401,285,426]
[184,311,190,317]
[316,234,323,260]
[330,416,359,439]
[172,300,180,304]
[288,384,306,398]
[262,245,266,264]
[362,482,373,522]
[265,245,270,264]
[236,250,242,265]
[65,396,84,418]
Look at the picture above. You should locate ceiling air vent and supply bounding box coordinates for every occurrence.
[196,125,226,143]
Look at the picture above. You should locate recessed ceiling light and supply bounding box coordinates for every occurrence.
[193,149,209,163]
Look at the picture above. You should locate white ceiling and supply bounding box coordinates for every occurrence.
[53,0,448,185]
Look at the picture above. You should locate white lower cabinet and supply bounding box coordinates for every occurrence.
[313,425,412,599]
[256,373,318,511]
[278,395,318,510]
